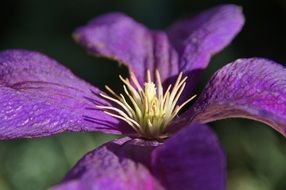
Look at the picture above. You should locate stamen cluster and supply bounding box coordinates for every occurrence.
[97,70,195,139]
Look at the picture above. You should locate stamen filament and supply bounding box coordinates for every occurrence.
[130,72,142,91]
[98,93,133,116]
[123,85,143,118]
[103,111,140,130]
[104,85,121,99]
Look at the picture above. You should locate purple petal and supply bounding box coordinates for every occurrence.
[73,12,179,85]
[168,4,244,71]
[152,123,225,190]
[168,4,244,96]
[52,125,224,189]
[0,49,131,139]
[52,137,164,190]
[184,58,286,137]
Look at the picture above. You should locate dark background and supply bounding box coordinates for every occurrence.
[0,0,286,189]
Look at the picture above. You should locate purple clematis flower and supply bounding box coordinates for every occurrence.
[1,4,286,190]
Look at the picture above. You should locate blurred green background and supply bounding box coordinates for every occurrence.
[1,0,286,189]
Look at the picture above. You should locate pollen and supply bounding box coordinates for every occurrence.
[97,70,196,139]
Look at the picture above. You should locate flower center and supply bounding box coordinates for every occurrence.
[97,70,196,140]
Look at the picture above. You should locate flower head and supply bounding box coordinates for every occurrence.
[0,4,286,190]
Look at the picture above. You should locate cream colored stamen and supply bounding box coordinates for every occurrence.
[97,70,196,139]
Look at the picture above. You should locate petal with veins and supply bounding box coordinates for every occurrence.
[0,49,132,139]
[153,123,225,190]
[183,58,286,137]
